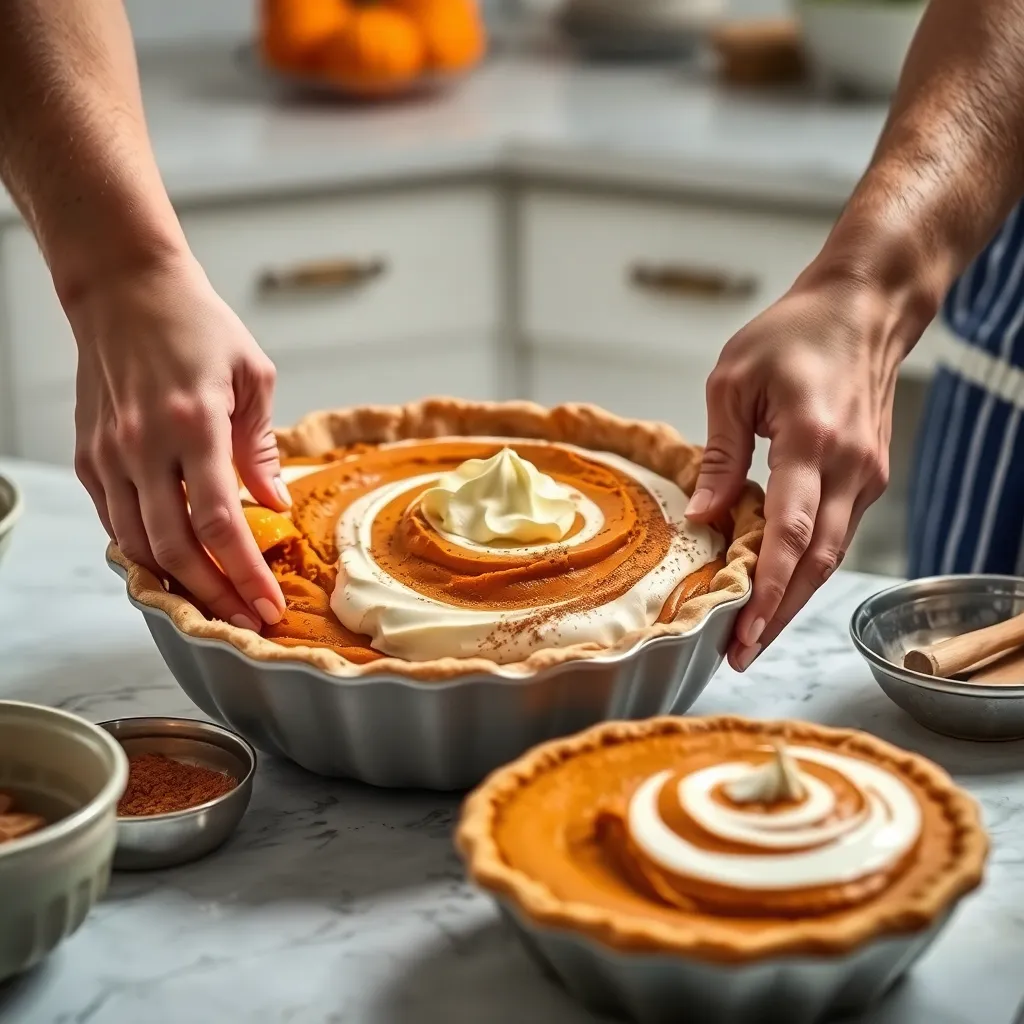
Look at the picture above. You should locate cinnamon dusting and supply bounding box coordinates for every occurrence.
[229,439,726,663]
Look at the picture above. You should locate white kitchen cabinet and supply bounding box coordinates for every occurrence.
[180,185,500,361]
[525,342,772,486]
[0,183,502,465]
[271,339,497,425]
[520,187,943,372]
[9,384,77,468]
[1,227,78,395]
[0,228,78,464]
[521,189,830,361]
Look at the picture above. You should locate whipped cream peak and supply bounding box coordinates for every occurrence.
[333,443,725,664]
[626,745,922,898]
[420,447,577,545]
[724,741,807,805]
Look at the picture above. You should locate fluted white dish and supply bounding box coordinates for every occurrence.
[0,700,128,983]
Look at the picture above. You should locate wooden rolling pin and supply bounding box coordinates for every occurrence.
[904,611,1024,678]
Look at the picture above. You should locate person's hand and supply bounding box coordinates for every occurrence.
[687,273,900,671]
[70,253,288,632]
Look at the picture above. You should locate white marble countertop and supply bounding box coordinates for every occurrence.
[0,45,887,222]
[2,459,1022,1024]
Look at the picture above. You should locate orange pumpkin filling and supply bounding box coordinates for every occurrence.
[493,727,954,938]
[239,439,727,664]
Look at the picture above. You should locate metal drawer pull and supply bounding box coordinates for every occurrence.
[630,263,757,299]
[257,258,387,295]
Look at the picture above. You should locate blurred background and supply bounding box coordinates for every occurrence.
[0,0,940,577]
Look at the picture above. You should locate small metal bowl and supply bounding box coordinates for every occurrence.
[97,717,256,871]
[850,574,1024,741]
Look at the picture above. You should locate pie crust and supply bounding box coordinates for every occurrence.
[108,398,765,681]
[457,715,988,962]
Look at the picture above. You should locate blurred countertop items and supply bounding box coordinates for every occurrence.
[0,45,888,219]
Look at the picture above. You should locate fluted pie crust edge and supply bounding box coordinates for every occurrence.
[108,398,765,681]
[456,715,989,962]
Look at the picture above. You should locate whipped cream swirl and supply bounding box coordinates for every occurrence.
[625,745,921,910]
[422,447,577,544]
[329,438,723,665]
[725,741,806,804]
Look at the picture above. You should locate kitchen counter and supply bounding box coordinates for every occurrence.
[2,459,1021,1024]
[0,45,887,222]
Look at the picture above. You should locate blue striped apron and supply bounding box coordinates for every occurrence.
[908,202,1024,576]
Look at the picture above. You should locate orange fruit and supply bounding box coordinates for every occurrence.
[243,505,301,554]
[395,0,485,71]
[261,0,352,71]
[320,6,425,90]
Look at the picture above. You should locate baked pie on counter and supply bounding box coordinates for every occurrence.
[110,400,764,680]
[458,716,988,1023]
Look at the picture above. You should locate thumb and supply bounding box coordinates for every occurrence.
[232,360,290,513]
[687,383,754,521]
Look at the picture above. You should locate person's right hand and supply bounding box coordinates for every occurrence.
[69,253,288,633]
[686,270,904,671]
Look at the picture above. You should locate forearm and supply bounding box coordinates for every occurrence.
[806,0,1024,350]
[0,0,187,308]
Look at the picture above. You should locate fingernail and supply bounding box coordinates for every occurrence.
[735,643,762,672]
[745,617,766,647]
[230,613,260,632]
[686,489,712,517]
[274,476,292,508]
[254,597,282,626]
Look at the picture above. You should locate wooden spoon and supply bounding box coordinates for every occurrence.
[904,611,1024,678]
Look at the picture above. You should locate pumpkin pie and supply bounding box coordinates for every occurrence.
[108,399,764,680]
[457,716,988,1021]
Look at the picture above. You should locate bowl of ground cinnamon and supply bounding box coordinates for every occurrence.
[98,717,256,871]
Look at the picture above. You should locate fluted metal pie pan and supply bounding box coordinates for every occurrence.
[497,901,952,1024]
[458,715,987,1023]
[107,552,748,789]
[107,399,764,790]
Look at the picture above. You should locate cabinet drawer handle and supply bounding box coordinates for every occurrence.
[630,263,757,299]
[257,258,387,296]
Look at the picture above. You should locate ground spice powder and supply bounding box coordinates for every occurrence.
[118,753,236,816]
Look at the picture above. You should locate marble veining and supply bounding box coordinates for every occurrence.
[1,459,1022,1024]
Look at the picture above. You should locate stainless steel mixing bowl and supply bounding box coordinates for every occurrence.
[109,556,747,789]
[851,574,1024,741]
[98,717,256,871]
